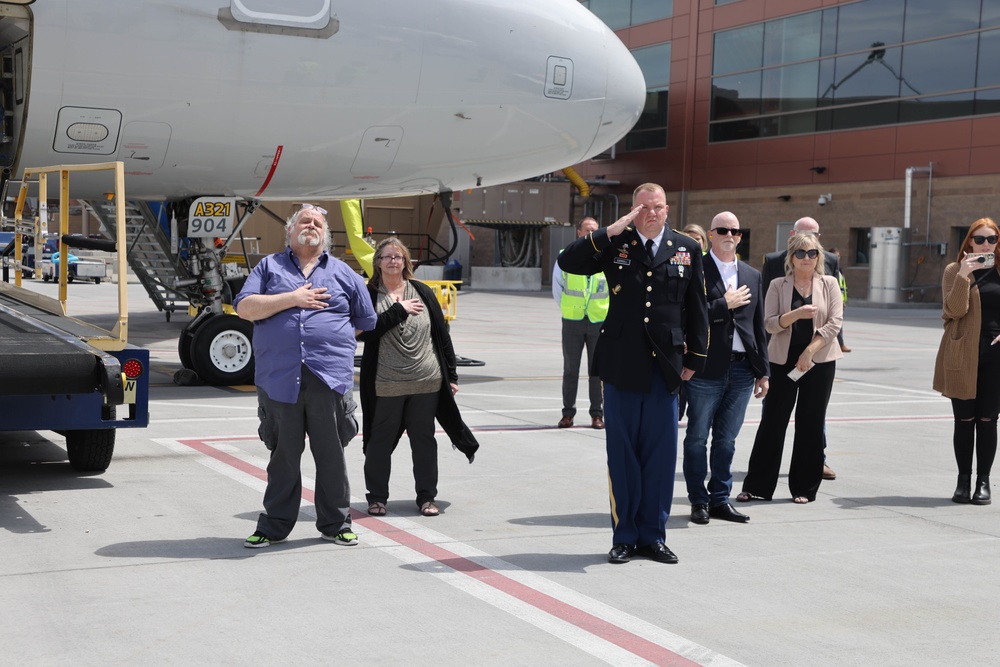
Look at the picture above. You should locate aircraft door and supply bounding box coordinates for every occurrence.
[0,5,31,170]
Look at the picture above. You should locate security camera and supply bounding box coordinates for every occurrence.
[817,193,832,206]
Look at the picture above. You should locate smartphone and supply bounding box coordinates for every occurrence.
[787,367,809,382]
[969,253,996,268]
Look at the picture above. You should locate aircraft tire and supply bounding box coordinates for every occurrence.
[66,429,116,472]
[190,314,255,386]
[178,327,196,370]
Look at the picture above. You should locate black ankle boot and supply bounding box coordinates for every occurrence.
[972,475,991,505]
[952,474,972,503]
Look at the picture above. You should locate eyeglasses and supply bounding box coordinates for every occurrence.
[712,227,743,236]
[972,234,999,245]
[793,249,820,259]
[380,255,404,263]
[300,203,328,216]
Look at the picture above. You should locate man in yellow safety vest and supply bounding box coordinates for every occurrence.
[553,217,609,429]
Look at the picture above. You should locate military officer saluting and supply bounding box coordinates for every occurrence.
[558,182,709,565]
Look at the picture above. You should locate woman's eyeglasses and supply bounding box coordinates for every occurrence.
[711,228,743,236]
[793,249,820,259]
[301,203,328,215]
[972,234,998,245]
[380,255,404,263]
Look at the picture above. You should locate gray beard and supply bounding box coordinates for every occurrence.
[297,231,322,247]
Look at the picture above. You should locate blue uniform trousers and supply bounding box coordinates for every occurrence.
[603,367,677,546]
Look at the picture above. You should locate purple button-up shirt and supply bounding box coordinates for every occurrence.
[234,248,377,403]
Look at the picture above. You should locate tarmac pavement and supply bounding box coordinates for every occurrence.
[1,279,995,666]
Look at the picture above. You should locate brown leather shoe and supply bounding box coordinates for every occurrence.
[591,416,605,429]
[558,416,573,428]
[823,463,837,480]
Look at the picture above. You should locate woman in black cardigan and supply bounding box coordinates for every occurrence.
[357,239,478,517]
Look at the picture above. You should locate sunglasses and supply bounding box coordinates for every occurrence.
[712,227,743,236]
[301,203,328,216]
[793,249,820,259]
[972,234,999,245]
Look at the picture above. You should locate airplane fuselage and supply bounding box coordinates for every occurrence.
[0,0,645,200]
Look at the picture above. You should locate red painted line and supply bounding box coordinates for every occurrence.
[254,145,283,197]
[178,437,699,666]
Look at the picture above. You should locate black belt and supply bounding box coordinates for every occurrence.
[730,352,747,361]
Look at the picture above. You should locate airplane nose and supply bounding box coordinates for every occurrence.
[591,28,646,156]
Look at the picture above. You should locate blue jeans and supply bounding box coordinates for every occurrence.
[682,359,756,507]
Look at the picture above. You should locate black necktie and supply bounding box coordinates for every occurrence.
[645,238,655,262]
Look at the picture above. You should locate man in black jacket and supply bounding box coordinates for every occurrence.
[682,212,769,526]
[558,183,709,565]
[761,216,840,292]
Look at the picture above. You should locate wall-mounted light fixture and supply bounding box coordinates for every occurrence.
[809,166,827,174]
[777,195,791,202]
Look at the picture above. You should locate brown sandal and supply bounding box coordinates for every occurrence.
[419,501,440,517]
[367,501,387,516]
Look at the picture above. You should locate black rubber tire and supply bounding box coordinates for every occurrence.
[66,429,116,472]
[94,278,101,284]
[190,314,255,385]
[178,326,195,370]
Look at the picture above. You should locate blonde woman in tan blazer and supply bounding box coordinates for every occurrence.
[933,218,1000,505]
[737,232,843,503]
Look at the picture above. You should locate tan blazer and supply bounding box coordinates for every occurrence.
[933,262,981,400]
[764,274,844,365]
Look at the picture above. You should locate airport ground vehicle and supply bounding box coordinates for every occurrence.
[1,163,149,472]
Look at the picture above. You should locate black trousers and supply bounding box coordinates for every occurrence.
[743,359,836,501]
[365,391,440,506]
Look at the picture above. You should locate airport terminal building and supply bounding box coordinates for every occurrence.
[571,0,1000,303]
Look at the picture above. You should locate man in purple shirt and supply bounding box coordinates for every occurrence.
[236,204,377,548]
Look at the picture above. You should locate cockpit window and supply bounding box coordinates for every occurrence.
[219,0,339,36]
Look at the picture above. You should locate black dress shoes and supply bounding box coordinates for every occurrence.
[690,503,710,524]
[709,502,750,523]
[608,543,634,564]
[636,541,679,564]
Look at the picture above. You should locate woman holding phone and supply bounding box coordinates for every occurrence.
[933,218,1000,505]
[737,232,842,504]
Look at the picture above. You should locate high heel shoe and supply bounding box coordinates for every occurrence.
[972,475,991,505]
[952,474,972,503]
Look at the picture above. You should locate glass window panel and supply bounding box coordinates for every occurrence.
[823,47,902,105]
[904,0,980,41]
[762,61,820,114]
[978,29,1000,87]
[975,86,1000,115]
[631,90,669,132]
[632,0,672,24]
[632,43,671,88]
[709,118,762,142]
[758,111,817,138]
[984,2,1000,28]
[899,92,974,123]
[820,8,839,57]
[831,100,900,129]
[626,128,667,151]
[713,24,764,75]
[764,12,822,66]
[902,34,977,97]
[836,0,904,54]
[712,72,763,119]
[587,0,630,30]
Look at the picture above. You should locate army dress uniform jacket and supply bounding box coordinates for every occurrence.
[558,226,709,394]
